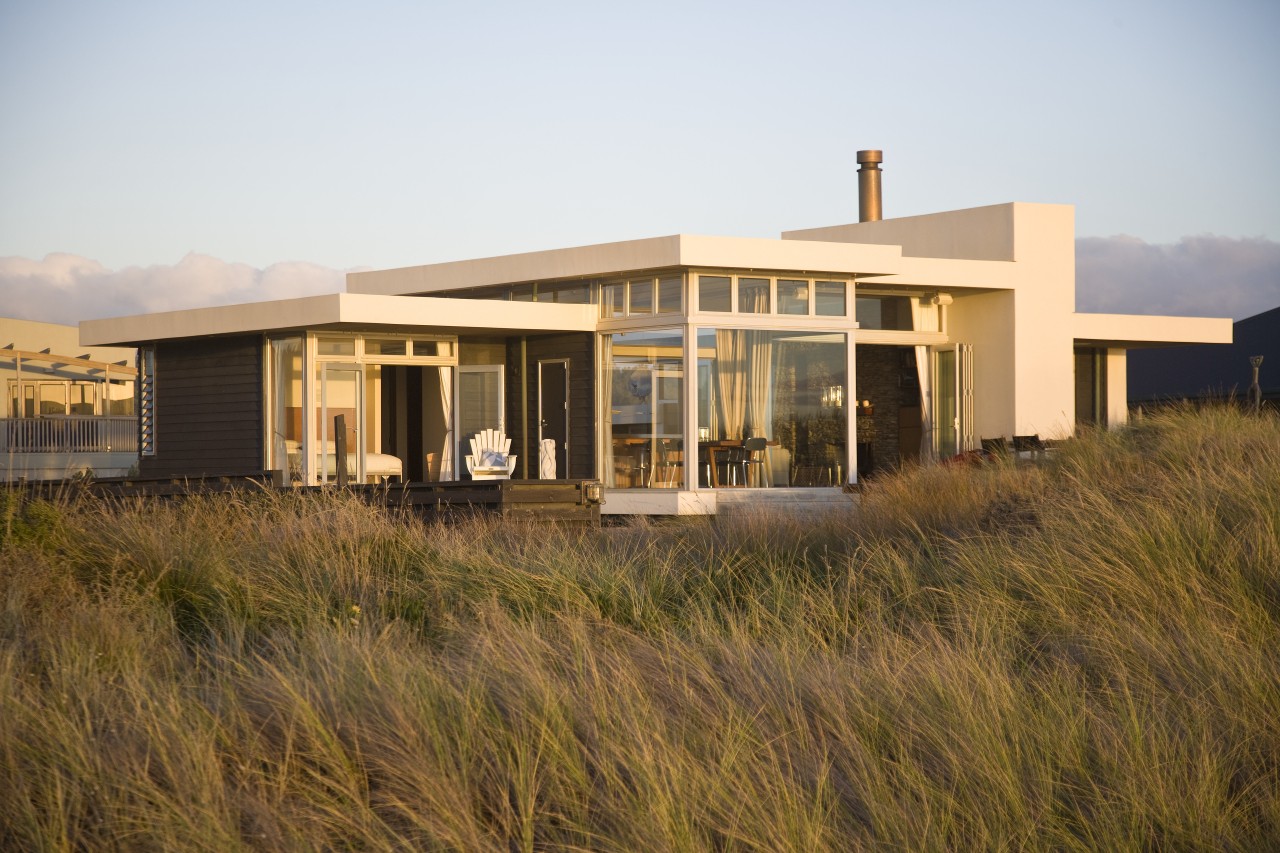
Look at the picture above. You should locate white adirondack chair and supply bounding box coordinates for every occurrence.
[465,428,517,480]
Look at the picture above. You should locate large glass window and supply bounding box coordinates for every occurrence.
[603,328,685,488]
[697,328,847,488]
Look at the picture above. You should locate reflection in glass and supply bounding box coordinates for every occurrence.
[697,328,847,488]
[815,281,847,316]
[601,283,625,318]
[317,337,355,357]
[657,275,682,314]
[603,328,684,488]
[629,278,654,314]
[365,338,407,356]
[699,275,732,312]
[778,279,809,315]
[855,295,912,329]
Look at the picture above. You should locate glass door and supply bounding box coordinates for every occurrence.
[932,344,973,459]
[319,364,363,483]
[456,365,504,479]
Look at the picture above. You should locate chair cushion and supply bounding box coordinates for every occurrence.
[480,449,507,467]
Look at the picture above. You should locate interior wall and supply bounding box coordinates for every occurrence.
[854,344,918,472]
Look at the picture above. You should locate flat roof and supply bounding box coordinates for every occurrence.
[346,233,905,296]
[1072,312,1233,348]
[80,293,598,346]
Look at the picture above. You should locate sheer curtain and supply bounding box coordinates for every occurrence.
[438,365,453,479]
[600,335,615,486]
[745,330,773,438]
[714,330,746,439]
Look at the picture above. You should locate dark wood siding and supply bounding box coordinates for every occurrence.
[506,333,596,479]
[140,336,264,478]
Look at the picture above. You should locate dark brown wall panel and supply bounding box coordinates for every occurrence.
[140,336,264,478]
[506,333,596,480]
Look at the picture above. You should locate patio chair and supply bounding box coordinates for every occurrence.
[1012,434,1047,460]
[465,428,517,480]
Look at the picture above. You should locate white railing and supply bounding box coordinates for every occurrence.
[1,417,139,454]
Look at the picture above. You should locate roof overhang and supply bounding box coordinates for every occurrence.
[1072,312,1233,348]
[346,234,904,296]
[80,293,598,347]
[855,256,1020,291]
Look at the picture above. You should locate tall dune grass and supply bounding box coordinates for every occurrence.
[2,406,1278,850]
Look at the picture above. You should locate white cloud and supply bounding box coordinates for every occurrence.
[1076,235,1280,321]
[1,252,350,325]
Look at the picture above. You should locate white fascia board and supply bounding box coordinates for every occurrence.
[676,235,901,276]
[1072,312,1233,347]
[854,256,1020,290]
[80,293,597,346]
[347,236,686,295]
[346,235,904,296]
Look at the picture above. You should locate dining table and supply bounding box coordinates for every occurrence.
[700,439,777,488]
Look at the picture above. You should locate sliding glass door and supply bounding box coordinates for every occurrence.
[319,364,363,483]
[456,365,504,479]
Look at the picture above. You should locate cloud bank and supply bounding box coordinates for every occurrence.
[3,236,1277,328]
[1,253,351,325]
[1076,234,1279,321]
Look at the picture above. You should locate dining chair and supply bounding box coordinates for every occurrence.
[741,436,769,487]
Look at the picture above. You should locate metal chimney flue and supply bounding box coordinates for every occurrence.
[857,149,883,222]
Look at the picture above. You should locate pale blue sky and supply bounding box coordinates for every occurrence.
[2,0,1278,274]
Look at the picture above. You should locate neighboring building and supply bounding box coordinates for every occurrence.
[80,155,1232,514]
[1128,306,1279,410]
[2,318,138,481]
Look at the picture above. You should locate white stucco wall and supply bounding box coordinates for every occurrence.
[786,203,1080,441]
[947,290,1016,441]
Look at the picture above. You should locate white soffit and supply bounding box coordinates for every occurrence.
[80,294,597,346]
[1072,313,1233,348]
[346,234,904,296]
[856,256,1020,290]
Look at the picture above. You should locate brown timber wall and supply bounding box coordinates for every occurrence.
[140,335,264,478]
[507,332,596,480]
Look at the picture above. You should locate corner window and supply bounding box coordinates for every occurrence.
[657,276,682,314]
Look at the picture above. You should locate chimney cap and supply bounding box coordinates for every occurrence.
[857,149,883,166]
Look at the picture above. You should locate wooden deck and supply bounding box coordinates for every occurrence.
[10,476,604,525]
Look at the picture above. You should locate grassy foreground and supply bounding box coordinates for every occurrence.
[2,407,1278,851]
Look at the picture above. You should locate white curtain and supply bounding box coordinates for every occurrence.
[745,330,773,439]
[438,365,453,479]
[715,329,747,439]
[600,335,615,487]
